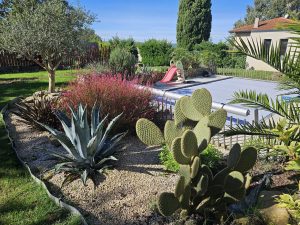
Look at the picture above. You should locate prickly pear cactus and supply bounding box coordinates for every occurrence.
[136,88,228,149]
[135,88,257,219]
[157,131,257,218]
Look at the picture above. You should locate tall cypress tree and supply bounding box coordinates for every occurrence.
[177,0,212,50]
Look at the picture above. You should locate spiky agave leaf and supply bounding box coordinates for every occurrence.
[40,102,126,187]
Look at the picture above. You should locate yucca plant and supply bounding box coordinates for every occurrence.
[41,103,127,187]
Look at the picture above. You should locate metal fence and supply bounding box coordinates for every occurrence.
[139,86,261,151]
[0,43,110,72]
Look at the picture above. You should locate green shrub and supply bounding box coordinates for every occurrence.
[197,50,218,73]
[171,47,199,70]
[194,41,246,69]
[159,145,180,172]
[109,36,138,59]
[201,144,223,168]
[85,62,111,73]
[139,39,173,66]
[159,144,223,173]
[109,47,137,79]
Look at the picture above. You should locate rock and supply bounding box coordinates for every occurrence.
[257,191,290,225]
[260,205,290,225]
[231,216,263,225]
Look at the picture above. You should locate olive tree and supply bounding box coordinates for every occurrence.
[0,0,95,92]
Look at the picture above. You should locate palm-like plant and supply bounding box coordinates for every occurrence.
[229,21,300,86]
[41,103,126,187]
[225,21,300,170]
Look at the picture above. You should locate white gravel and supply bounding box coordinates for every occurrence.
[5,113,180,225]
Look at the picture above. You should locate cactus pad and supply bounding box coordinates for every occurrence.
[191,89,212,116]
[174,99,188,126]
[158,192,180,216]
[164,120,184,149]
[136,119,164,146]
[175,176,186,198]
[191,156,200,179]
[181,130,199,158]
[193,118,211,150]
[179,187,191,209]
[213,167,231,186]
[172,137,190,165]
[195,174,209,196]
[195,197,211,212]
[224,171,244,193]
[244,174,252,189]
[235,147,257,173]
[227,143,241,168]
[208,109,227,136]
[224,188,246,203]
[180,96,202,121]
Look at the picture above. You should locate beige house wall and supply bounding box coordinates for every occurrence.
[235,30,300,72]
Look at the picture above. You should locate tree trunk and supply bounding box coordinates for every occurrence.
[48,70,56,93]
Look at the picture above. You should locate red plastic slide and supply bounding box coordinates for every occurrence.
[160,66,177,83]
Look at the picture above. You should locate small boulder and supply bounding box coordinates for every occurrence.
[231,216,263,225]
[260,205,290,225]
[257,191,291,225]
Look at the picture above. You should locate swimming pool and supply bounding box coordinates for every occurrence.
[168,77,288,122]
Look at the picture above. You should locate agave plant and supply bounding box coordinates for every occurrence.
[41,103,127,187]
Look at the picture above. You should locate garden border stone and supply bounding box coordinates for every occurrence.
[1,99,88,225]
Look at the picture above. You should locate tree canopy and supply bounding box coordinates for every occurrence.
[177,0,212,50]
[0,0,95,92]
[235,0,300,27]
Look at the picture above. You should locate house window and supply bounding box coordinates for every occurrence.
[279,39,289,57]
[264,39,272,55]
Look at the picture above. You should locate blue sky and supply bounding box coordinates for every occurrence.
[70,0,253,43]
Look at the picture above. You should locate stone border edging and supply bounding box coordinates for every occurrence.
[1,100,89,225]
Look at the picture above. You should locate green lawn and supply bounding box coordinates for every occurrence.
[0,70,81,225]
[0,70,81,107]
[217,67,282,81]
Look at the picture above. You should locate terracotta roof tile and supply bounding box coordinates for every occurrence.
[230,17,295,33]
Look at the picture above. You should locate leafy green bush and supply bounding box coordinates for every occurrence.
[85,62,111,73]
[159,144,223,172]
[139,39,173,66]
[171,47,199,70]
[109,47,137,79]
[109,36,138,59]
[201,144,223,168]
[159,145,180,172]
[197,50,218,73]
[194,41,246,69]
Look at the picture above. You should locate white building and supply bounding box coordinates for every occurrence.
[230,17,299,72]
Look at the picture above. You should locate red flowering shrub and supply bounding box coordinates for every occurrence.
[61,74,155,132]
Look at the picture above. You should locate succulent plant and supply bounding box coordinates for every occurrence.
[40,103,127,187]
[135,88,257,219]
[11,91,61,131]
[136,88,227,149]
[157,130,257,218]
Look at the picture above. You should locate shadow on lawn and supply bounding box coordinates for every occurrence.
[0,80,48,108]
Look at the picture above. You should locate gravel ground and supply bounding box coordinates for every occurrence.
[5,113,180,225]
